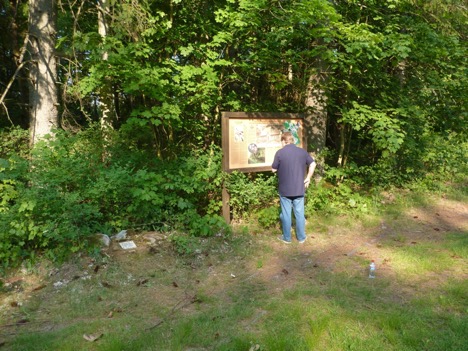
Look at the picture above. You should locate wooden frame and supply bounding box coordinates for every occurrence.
[221,112,306,173]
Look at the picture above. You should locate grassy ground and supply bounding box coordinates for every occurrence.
[1,186,467,351]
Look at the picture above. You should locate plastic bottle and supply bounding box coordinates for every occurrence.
[369,260,376,278]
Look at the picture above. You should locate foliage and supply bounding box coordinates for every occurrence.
[256,205,280,229]
[333,134,468,188]
[0,126,29,158]
[339,103,406,156]
[305,181,373,216]
[225,172,278,219]
[0,0,466,265]
[169,234,199,256]
[0,128,226,268]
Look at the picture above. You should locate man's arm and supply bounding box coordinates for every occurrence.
[304,161,316,188]
[272,168,277,173]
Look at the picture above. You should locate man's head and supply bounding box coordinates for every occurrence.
[281,131,295,145]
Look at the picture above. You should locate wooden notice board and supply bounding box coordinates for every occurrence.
[222,112,306,173]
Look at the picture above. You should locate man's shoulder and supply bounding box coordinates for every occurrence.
[290,145,314,161]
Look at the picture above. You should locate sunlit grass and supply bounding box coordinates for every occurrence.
[386,245,453,275]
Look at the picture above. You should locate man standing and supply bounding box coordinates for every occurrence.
[272,131,316,244]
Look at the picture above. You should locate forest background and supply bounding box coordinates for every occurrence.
[0,0,466,269]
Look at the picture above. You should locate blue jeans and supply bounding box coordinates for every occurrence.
[279,195,306,242]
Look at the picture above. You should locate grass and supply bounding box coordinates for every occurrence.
[1,186,467,350]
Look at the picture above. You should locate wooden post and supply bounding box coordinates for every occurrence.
[222,184,230,224]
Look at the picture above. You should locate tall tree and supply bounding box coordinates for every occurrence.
[28,0,58,145]
[97,0,116,134]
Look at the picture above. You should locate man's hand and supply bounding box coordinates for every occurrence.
[304,161,316,188]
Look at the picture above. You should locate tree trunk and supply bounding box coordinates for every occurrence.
[97,0,115,134]
[305,73,327,153]
[304,58,328,179]
[28,0,58,146]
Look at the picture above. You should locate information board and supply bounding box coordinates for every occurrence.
[222,112,306,173]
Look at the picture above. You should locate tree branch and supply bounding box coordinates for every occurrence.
[0,33,30,121]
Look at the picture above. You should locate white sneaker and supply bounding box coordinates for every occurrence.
[278,236,292,244]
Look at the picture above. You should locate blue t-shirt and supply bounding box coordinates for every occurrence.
[272,144,314,197]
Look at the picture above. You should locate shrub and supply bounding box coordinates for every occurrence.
[256,205,280,229]
[0,128,227,268]
[225,172,277,219]
[305,181,373,216]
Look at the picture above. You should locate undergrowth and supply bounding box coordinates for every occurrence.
[0,125,466,270]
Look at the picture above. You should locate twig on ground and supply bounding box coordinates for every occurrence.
[145,293,199,330]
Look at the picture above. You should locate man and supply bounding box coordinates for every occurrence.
[272,131,316,244]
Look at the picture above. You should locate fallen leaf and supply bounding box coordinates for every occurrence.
[83,333,103,342]
[282,268,289,275]
[32,284,47,291]
[434,228,440,231]
[101,281,112,288]
[107,311,113,318]
[137,278,148,286]
[94,265,100,273]
[172,281,178,287]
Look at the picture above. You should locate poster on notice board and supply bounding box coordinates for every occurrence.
[222,112,306,173]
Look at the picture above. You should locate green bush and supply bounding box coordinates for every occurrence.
[226,172,277,219]
[256,205,280,229]
[331,132,468,189]
[305,181,373,216]
[0,128,227,269]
